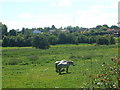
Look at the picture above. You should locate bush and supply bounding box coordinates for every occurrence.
[6,59,22,65]
[96,35,116,45]
[27,56,39,61]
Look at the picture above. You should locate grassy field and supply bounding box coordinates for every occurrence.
[2,44,118,88]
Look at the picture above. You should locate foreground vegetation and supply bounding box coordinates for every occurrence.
[2,44,118,88]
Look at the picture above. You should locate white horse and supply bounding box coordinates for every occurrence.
[55,60,74,75]
[55,60,67,72]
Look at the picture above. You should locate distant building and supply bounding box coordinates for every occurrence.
[114,29,120,37]
[60,29,69,32]
[33,30,42,34]
[49,29,69,33]
[49,30,56,32]
[107,29,120,37]
[78,28,89,32]
[107,29,115,32]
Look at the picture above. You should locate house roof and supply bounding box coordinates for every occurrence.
[107,29,115,32]
[33,30,41,33]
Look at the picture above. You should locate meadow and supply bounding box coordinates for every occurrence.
[2,44,118,88]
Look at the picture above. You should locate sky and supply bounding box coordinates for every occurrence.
[0,0,119,30]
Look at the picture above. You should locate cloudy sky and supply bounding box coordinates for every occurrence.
[0,0,119,30]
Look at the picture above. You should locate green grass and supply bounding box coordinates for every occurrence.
[2,44,118,88]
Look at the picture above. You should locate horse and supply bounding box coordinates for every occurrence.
[55,60,67,73]
[55,60,74,75]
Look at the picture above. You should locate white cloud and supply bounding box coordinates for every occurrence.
[1,0,118,30]
[50,0,72,7]
[18,13,34,18]
[5,8,117,30]
[112,2,118,9]
[0,0,51,2]
[4,13,73,30]
[58,0,71,6]
[75,5,117,28]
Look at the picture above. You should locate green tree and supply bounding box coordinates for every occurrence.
[9,29,17,36]
[96,25,102,29]
[66,33,78,44]
[58,32,67,44]
[44,27,51,32]
[96,35,110,45]
[16,35,25,47]
[78,35,89,43]
[0,22,8,38]
[103,24,109,28]
[88,36,96,44]
[2,36,9,47]
[32,35,50,49]
[100,26,108,31]
[9,36,17,47]
[109,36,115,44]
[67,26,73,33]
[51,25,56,30]
[110,25,119,29]
[48,35,58,45]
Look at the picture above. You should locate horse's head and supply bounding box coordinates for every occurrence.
[68,61,75,66]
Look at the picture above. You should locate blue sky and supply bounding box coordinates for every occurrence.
[0,0,119,30]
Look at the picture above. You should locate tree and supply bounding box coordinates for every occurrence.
[44,27,51,32]
[51,25,56,30]
[0,22,8,38]
[78,35,89,43]
[96,35,110,45]
[66,34,78,44]
[109,36,115,44]
[58,32,67,44]
[88,36,96,44]
[67,26,73,33]
[103,24,109,28]
[32,35,50,49]
[2,36,9,47]
[9,29,17,36]
[21,28,25,34]
[48,35,58,45]
[96,25,102,29]
[100,26,108,31]
[110,25,119,29]
[9,36,17,47]
[16,35,25,47]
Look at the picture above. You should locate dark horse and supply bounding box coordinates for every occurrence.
[55,60,74,75]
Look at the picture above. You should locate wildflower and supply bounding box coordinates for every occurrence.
[96,82,102,87]
[111,58,117,61]
[96,74,106,78]
[117,76,120,81]
[100,79,109,82]
[116,60,120,64]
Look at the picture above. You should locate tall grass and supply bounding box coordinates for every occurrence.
[2,44,118,88]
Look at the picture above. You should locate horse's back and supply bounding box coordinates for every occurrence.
[57,62,68,69]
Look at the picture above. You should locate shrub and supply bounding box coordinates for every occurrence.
[27,56,39,61]
[6,59,22,65]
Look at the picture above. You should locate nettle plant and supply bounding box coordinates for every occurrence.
[93,57,120,88]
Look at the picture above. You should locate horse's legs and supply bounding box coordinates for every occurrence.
[56,69,58,73]
[66,67,69,73]
[58,69,61,75]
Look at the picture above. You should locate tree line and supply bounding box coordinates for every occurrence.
[2,32,116,49]
[1,22,117,49]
